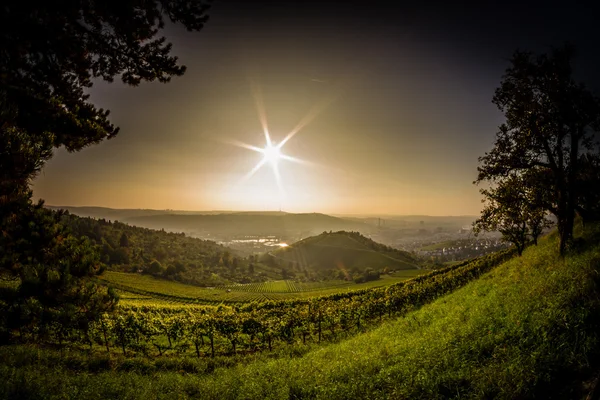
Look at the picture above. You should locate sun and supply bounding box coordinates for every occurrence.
[262,143,281,165]
[224,81,322,206]
[232,130,305,188]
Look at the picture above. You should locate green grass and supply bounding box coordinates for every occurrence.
[3,226,600,399]
[100,271,426,305]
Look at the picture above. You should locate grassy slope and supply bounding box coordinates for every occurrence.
[100,270,425,304]
[2,227,600,399]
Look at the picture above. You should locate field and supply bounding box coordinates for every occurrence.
[3,225,600,399]
[99,270,426,305]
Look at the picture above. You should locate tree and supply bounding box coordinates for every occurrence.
[474,174,551,255]
[0,1,211,341]
[1,1,211,192]
[119,232,130,248]
[0,204,118,342]
[476,44,600,255]
[575,153,600,225]
[146,260,164,276]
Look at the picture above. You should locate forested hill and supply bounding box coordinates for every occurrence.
[62,214,276,287]
[270,231,420,281]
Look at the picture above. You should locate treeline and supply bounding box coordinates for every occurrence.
[4,249,514,357]
[62,214,275,286]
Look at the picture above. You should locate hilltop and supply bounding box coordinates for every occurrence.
[269,231,420,281]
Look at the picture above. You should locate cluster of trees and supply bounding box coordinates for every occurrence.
[0,1,211,343]
[351,268,381,284]
[62,214,274,286]
[475,44,600,255]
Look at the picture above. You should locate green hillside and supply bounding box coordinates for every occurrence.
[98,270,424,304]
[3,225,599,398]
[181,227,600,399]
[270,231,420,280]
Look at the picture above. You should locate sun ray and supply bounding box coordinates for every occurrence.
[241,157,268,182]
[272,161,286,200]
[250,80,271,147]
[278,92,338,148]
[279,154,314,166]
[225,138,264,153]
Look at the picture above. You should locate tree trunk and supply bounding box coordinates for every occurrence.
[558,128,581,256]
[102,324,110,354]
[318,312,322,343]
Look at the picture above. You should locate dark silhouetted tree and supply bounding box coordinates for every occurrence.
[575,153,600,225]
[119,232,130,248]
[0,1,211,341]
[0,205,118,342]
[1,1,212,191]
[474,174,552,255]
[476,44,600,255]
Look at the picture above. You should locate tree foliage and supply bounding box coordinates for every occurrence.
[0,199,118,343]
[474,174,551,255]
[476,44,600,254]
[1,0,211,188]
[0,1,211,341]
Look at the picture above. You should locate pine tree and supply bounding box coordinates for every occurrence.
[0,1,211,342]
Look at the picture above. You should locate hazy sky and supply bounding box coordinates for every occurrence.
[32,0,600,215]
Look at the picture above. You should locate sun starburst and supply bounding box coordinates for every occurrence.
[235,131,305,187]
[223,81,330,208]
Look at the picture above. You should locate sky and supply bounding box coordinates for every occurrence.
[32,0,600,216]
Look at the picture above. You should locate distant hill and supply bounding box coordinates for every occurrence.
[270,231,420,280]
[46,206,230,221]
[123,212,365,237]
[47,206,365,238]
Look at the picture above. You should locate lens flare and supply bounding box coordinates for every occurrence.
[262,143,281,165]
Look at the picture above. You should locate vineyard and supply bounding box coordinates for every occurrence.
[22,249,515,358]
[99,270,425,305]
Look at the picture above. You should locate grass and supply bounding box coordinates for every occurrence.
[100,270,425,305]
[2,225,600,399]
